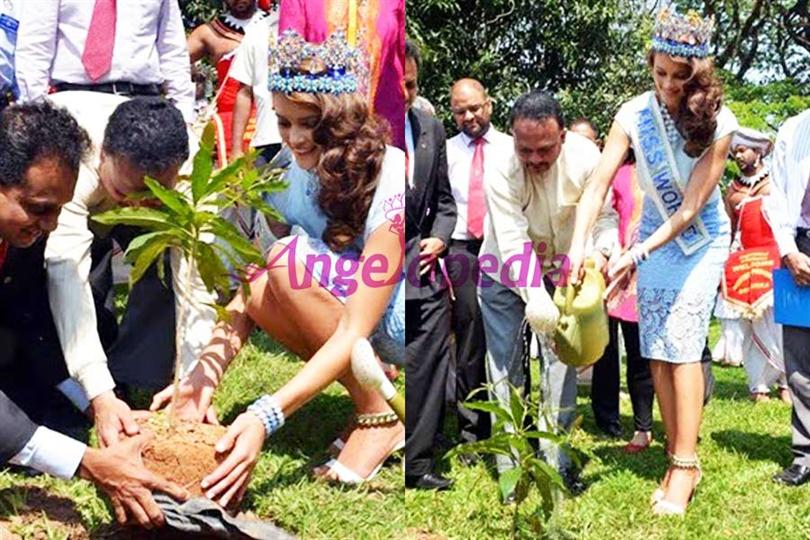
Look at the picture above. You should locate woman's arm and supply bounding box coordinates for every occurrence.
[607,134,734,282]
[568,121,630,281]
[149,292,256,421]
[200,220,402,505]
[637,134,733,254]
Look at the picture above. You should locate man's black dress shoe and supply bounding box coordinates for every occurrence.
[773,464,810,486]
[406,473,453,490]
[597,422,623,439]
[561,468,586,495]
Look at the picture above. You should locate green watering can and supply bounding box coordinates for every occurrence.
[552,258,609,367]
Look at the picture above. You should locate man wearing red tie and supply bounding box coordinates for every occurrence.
[445,79,512,451]
[15,0,194,122]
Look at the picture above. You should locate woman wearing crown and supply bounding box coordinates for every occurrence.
[150,30,406,503]
[567,9,738,515]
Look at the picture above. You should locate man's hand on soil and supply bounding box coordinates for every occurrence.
[201,412,265,507]
[78,432,189,529]
[91,391,139,448]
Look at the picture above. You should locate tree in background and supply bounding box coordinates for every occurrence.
[407,0,655,131]
[674,0,809,83]
[407,0,808,139]
[180,0,220,28]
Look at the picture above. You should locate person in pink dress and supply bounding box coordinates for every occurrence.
[279,0,405,149]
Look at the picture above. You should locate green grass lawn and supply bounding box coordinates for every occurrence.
[404,323,809,539]
[1,324,807,539]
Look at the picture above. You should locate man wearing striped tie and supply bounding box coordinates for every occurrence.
[445,79,512,454]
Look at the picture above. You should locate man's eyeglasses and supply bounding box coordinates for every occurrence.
[451,102,488,116]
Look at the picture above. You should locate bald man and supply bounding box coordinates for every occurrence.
[569,117,601,149]
[445,79,512,450]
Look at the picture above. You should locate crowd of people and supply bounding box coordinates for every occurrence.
[0,0,807,533]
[403,6,810,519]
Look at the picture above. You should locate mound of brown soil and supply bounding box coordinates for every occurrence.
[138,415,228,498]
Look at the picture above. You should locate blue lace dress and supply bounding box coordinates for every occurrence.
[615,93,738,363]
[264,146,406,357]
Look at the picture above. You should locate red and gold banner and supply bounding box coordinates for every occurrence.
[722,246,780,319]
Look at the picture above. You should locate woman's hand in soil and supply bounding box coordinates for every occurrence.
[201,412,265,507]
[150,373,219,424]
[79,432,189,529]
[90,391,140,448]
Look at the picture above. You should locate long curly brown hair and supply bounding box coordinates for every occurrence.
[648,51,724,157]
[285,91,389,252]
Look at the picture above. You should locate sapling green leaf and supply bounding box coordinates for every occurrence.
[92,121,287,426]
[143,177,194,222]
[447,381,580,534]
[191,123,216,203]
[129,235,173,287]
[499,467,523,501]
[92,207,177,230]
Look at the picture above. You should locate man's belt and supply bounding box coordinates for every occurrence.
[53,81,162,97]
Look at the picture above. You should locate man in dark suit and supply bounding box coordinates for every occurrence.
[404,40,457,491]
[0,101,186,528]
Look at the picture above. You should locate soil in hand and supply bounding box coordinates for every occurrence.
[137,414,228,498]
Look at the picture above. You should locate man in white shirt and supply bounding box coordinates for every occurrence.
[42,94,214,449]
[228,11,282,165]
[444,78,511,449]
[15,0,194,123]
[479,90,616,497]
[767,109,810,487]
[0,100,187,529]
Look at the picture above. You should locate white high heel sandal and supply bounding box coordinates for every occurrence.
[652,454,702,517]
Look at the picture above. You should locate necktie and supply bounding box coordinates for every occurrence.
[467,137,486,239]
[0,242,7,273]
[81,0,117,81]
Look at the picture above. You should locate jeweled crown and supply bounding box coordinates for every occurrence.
[268,30,363,95]
[652,8,714,59]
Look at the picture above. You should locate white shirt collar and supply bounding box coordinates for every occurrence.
[459,126,493,148]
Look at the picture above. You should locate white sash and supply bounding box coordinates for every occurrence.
[631,93,711,255]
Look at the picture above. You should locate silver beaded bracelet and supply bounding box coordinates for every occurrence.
[247,394,285,439]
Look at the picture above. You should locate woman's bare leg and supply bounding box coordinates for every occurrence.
[659,362,703,509]
[246,244,403,477]
[650,361,676,494]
